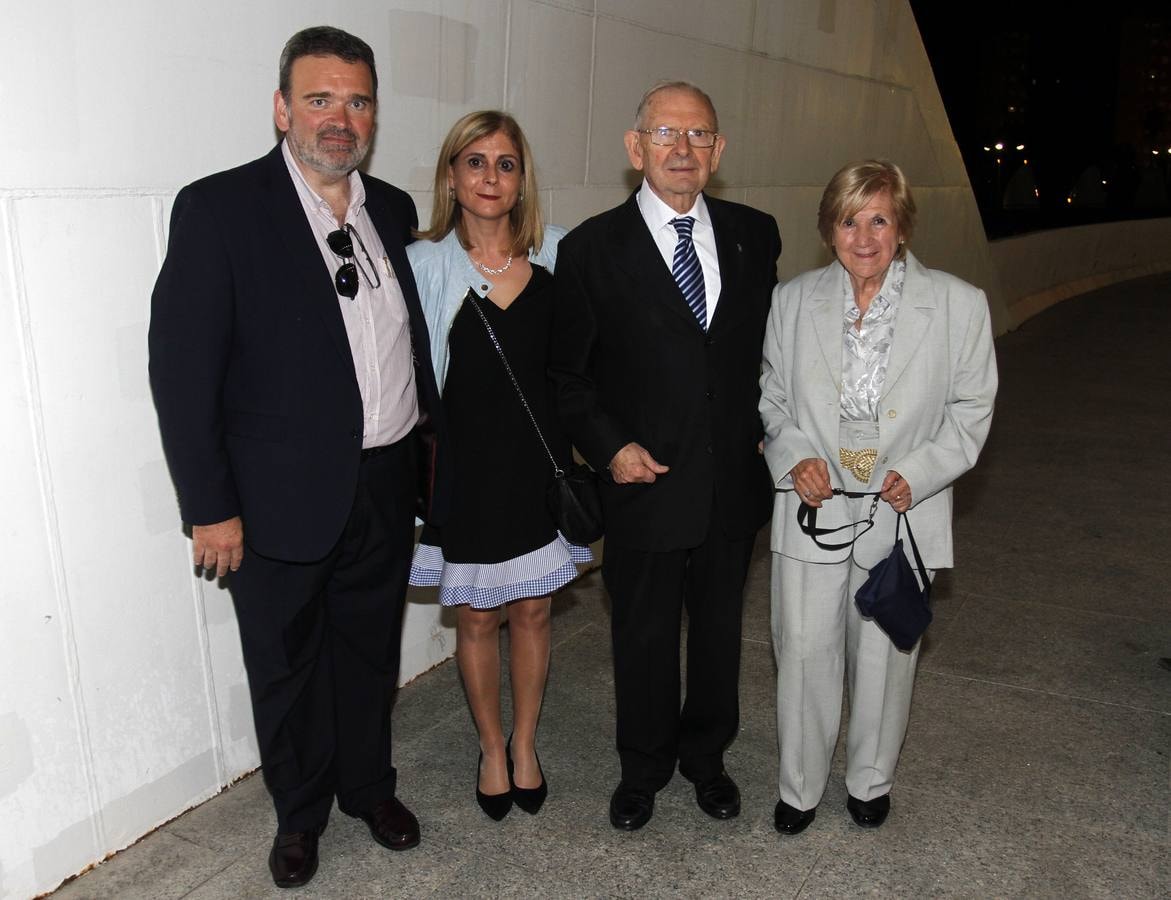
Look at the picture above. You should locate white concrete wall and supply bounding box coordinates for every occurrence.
[992,218,1171,329]
[0,1,1078,896]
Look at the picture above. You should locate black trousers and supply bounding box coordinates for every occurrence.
[227,437,416,834]
[601,522,755,793]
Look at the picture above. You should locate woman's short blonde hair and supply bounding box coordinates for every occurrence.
[817,159,916,260]
[416,110,544,255]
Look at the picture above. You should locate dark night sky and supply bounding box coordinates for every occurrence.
[911,2,1171,235]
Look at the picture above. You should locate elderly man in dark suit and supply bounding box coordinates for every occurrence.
[551,81,781,831]
[148,26,447,889]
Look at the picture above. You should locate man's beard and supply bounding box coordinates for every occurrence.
[287,121,370,176]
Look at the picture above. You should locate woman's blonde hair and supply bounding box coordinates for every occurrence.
[416,110,544,255]
[818,159,916,260]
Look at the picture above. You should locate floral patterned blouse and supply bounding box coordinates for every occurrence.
[839,258,906,423]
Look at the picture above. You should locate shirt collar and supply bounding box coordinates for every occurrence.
[842,257,906,323]
[281,138,366,220]
[636,180,711,234]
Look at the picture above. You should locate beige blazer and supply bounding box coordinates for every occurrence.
[759,252,997,568]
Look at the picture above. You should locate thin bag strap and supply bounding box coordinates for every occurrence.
[796,492,880,550]
[464,291,563,477]
[896,513,932,597]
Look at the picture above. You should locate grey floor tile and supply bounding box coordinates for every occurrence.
[900,672,1169,838]
[921,594,1171,711]
[51,831,234,900]
[183,825,465,900]
[165,772,272,853]
[954,540,1168,622]
[797,787,1167,899]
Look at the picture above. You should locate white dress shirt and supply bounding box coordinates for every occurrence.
[282,140,417,448]
[635,181,723,323]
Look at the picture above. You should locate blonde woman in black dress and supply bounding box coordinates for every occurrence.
[408,111,591,820]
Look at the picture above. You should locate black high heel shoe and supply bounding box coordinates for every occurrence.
[507,738,548,815]
[475,751,512,821]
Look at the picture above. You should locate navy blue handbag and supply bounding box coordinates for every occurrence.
[853,513,932,652]
[797,498,932,651]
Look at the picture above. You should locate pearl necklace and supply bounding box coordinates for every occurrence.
[471,252,513,276]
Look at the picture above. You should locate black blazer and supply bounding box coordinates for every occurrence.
[550,192,781,551]
[149,144,449,562]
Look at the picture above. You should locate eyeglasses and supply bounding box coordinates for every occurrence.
[326,224,381,299]
[636,127,719,148]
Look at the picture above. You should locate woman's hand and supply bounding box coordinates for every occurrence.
[790,458,833,508]
[880,470,912,513]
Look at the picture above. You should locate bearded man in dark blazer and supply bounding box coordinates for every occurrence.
[148,26,448,889]
[551,81,781,831]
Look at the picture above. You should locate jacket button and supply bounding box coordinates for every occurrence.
[351,429,361,439]
[706,390,715,400]
[706,444,713,454]
[887,409,897,419]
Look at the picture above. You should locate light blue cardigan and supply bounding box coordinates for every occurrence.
[407,225,566,392]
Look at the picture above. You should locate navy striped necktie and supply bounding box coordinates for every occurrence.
[671,217,707,330]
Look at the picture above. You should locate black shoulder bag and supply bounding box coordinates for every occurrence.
[466,294,604,545]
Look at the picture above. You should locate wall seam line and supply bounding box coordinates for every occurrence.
[4,197,107,853]
[502,0,513,107]
[583,1,598,188]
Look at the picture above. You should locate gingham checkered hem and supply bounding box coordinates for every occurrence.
[409,533,593,609]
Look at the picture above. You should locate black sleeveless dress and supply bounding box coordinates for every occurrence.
[409,265,592,607]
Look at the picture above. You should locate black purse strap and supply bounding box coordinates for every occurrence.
[464,290,563,477]
[797,497,931,594]
[895,513,932,598]
[796,490,881,550]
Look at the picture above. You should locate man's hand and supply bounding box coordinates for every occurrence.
[789,458,833,508]
[609,442,670,484]
[192,516,244,577]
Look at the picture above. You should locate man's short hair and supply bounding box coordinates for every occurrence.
[633,80,719,132]
[279,26,378,101]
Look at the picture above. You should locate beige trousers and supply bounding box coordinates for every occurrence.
[770,548,928,811]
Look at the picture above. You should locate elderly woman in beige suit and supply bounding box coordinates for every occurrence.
[760,160,997,835]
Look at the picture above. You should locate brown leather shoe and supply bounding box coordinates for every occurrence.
[268,828,321,888]
[358,797,420,851]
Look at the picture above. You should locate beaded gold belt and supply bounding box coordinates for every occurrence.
[839,447,877,484]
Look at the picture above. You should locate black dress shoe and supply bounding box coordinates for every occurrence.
[358,797,420,850]
[609,783,655,831]
[476,751,513,821]
[268,827,323,888]
[846,793,890,828]
[693,771,741,819]
[507,740,547,815]
[774,799,816,835]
